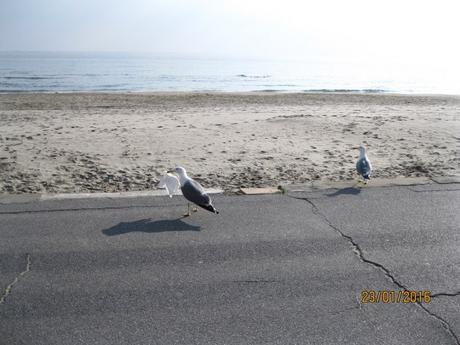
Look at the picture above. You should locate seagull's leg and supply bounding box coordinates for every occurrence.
[183,203,191,217]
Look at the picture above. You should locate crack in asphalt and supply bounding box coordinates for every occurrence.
[432,291,460,298]
[407,187,460,193]
[288,195,408,288]
[287,194,460,345]
[328,304,362,316]
[0,253,31,306]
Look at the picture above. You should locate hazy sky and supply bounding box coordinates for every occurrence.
[1,0,459,64]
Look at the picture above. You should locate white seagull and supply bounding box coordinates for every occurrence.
[356,144,372,183]
[167,166,219,217]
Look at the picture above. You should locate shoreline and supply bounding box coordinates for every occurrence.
[1,90,460,97]
[1,92,459,194]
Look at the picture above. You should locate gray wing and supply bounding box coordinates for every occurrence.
[181,179,211,206]
[356,157,371,176]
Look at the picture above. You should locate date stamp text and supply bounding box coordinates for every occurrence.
[361,290,431,303]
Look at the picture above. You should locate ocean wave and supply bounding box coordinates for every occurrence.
[303,88,388,93]
[0,89,59,93]
[2,76,58,80]
[254,89,284,92]
[236,74,271,79]
[258,84,297,87]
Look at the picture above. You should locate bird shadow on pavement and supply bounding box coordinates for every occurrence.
[102,218,200,236]
[326,186,362,197]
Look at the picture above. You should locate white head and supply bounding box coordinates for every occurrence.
[168,166,187,177]
[167,166,188,185]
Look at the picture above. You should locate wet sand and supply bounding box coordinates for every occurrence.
[0,92,459,194]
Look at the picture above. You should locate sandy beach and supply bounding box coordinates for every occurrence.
[0,92,459,194]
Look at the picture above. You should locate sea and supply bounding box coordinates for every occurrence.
[0,51,458,94]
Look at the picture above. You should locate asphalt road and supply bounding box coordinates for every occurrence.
[1,183,459,345]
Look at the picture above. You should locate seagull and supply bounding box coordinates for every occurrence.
[167,166,219,217]
[356,144,372,183]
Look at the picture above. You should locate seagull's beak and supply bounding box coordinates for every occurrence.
[166,169,174,174]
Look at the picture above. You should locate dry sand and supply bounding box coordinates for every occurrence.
[0,92,459,194]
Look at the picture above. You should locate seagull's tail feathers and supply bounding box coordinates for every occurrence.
[199,204,219,214]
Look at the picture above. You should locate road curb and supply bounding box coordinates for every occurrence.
[0,188,224,204]
[279,176,459,193]
[0,176,458,204]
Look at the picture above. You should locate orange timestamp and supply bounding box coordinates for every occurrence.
[361,290,431,304]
